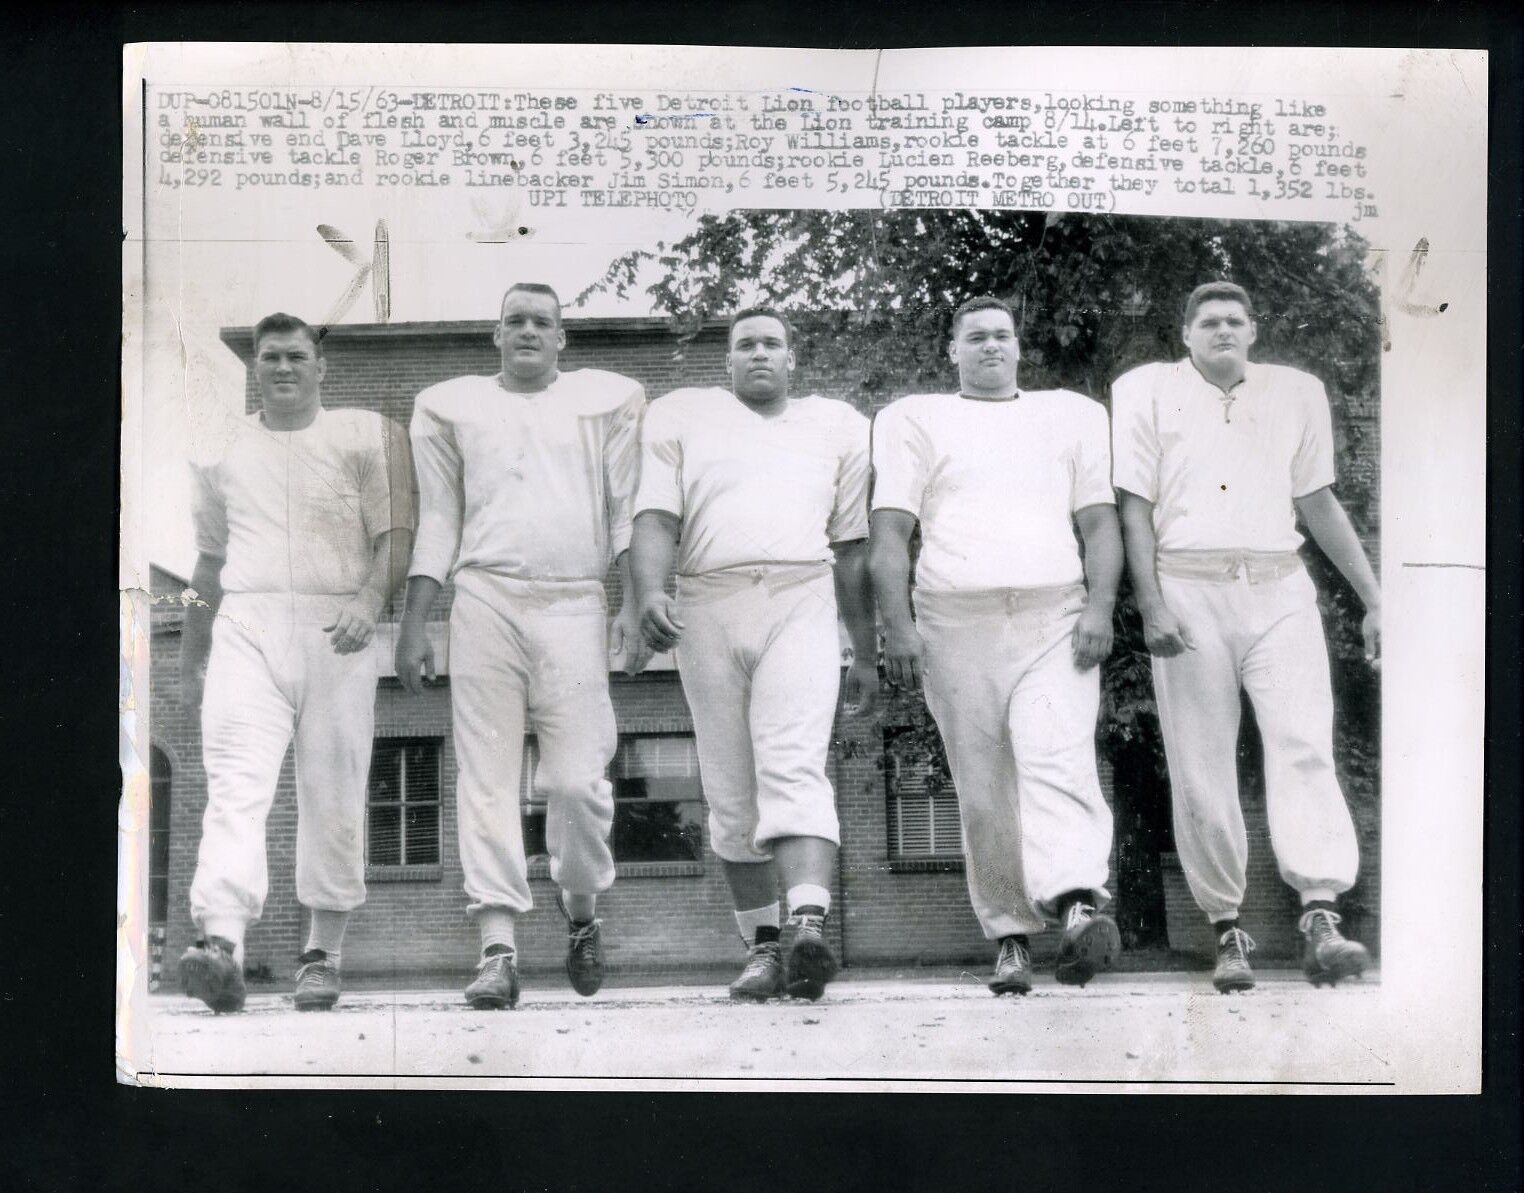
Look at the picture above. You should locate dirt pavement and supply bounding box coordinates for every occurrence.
[127,968,1393,1090]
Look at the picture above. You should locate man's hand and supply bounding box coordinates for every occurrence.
[883,621,925,690]
[1140,602,1195,658]
[179,663,207,717]
[610,600,654,675]
[394,620,437,695]
[842,655,880,718]
[639,592,684,654]
[1362,603,1381,670]
[1071,602,1114,671]
[325,593,385,655]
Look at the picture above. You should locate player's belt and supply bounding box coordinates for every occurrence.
[914,582,1087,620]
[676,561,832,603]
[1156,549,1304,584]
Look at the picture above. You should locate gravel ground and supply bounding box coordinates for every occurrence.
[125,968,1393,1090]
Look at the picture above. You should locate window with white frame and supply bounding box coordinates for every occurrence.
[367,738,442,867]
[884,729,963,859]
[522,733,704,863]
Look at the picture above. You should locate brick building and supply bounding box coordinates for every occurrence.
[147,314,1374,987]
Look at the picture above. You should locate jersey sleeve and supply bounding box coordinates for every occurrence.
[189,458,228,560]
[603,379,648,558]
[1071,397,1117,510]
[407,394,465,584]
[1109,367,1161,503]
[869,401,930,518]
[360,415,419,541]
[1291,376,1338,497]
[633,396,684,519]
[827,406,871,543]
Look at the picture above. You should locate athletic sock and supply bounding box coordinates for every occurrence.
[1055,889,1092,921]
[786,884,832,917]
[305,910,349,967]
[482,943,515,958]
[478,908,517,957]
[201,917,246,965]
[1000,934,1030,950]
[754,925,781,946]
[561,891,596,924]
[1300,897,1338,914]
[1212,918,1239,938]
[735,902,781,945]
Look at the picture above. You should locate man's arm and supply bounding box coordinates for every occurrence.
[631,511,683,653]
[1295,486,1381,666]
[396,398,460,695]
[179,552,226,715]
[1072,503,1123,670]
[610,550,653,675]
[1117,490,1194,657]
[831,538,879,716]
[326,528,414,654]
[394,575,442,695]
[868,509,924,690]
[604,384,651,675]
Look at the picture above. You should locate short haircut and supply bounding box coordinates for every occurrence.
[951,296,1018,336]
[728,307,794,348]
[1183,282,1255,326]
[253,312,322,356]
[500,282,563,321]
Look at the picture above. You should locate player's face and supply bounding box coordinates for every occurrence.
[728,316,794,402]
[254,330,325,414]
[494,290,565,381]
[1183,299,1256,372]
[949,307,1019,395]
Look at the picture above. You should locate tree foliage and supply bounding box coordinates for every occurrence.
[581,210,1378,412]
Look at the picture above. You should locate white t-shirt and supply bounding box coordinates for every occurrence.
[191,406,414,596]
[871,389,1115,592]
[408,369,645,584]
[1110,360,1336,552]
[635,387,870,576]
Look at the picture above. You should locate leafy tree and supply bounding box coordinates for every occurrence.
[584,211,1380,946]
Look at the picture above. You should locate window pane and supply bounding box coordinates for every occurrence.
[931,794,964,856]
[150,874,168,925]
[885,725,963,858]
[150,827,171,879]
[369,743,402,804]
[613,735,700,779]
[403,741,439,802]
[613,773,704,802]
[149,748,172,833]
[892,796,933,856]
[613,800,703,861]
[366,738,442,866]
[404,803,440,865]
[369,805,402,866]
